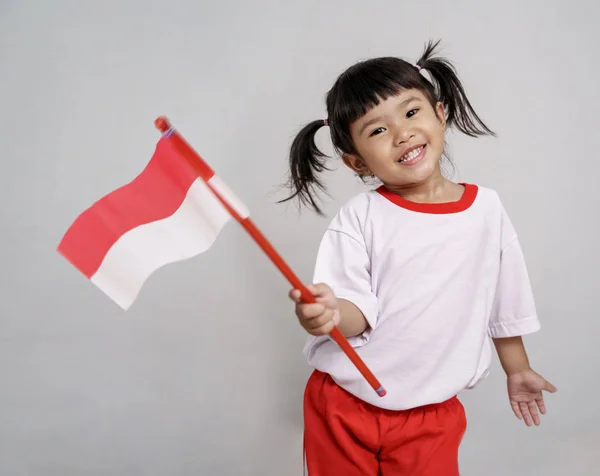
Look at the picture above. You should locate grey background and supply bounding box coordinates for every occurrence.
[1,0,598,475]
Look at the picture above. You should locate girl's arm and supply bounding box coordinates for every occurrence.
[492,336,531,374]
[493,336,557,427]
[338,298,369,337]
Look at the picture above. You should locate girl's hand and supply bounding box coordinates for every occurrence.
[289,283,340,336]
[507,369,557,426]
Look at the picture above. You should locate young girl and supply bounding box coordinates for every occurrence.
[283,40,557,476]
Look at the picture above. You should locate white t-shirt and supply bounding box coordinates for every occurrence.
[303,183,540,410]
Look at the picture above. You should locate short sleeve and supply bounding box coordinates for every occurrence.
[488,205,541,338]
[312,224,379,348]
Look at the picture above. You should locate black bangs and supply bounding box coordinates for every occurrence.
[326,57,436,154]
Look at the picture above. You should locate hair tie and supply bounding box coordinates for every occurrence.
[323,119,328,126]
[415,64,422,72]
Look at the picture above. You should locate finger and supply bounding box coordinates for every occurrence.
[511,401,523,420]
[535,395,547,415]
[304,309,335,330]
[308,318,336,336]
[298,303,326,320]
[520,402,532,427]
[543,380,558,393]
[528,401,540,426]
[311,283,332,298]
[331,309,340,326]
[288,289,302,303]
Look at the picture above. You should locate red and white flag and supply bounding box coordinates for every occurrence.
[57,122,248,310]
[57,117,386,396]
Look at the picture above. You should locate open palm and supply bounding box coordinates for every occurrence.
[507,369,557,426]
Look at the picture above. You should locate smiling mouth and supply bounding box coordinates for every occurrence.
[398,145,426,165]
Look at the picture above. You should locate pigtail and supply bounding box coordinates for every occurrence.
[278,120,330,215]
[417,40,496,138]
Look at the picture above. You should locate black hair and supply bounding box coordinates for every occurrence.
[279,39,495,215]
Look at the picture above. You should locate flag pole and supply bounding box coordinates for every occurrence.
[155,116,386,397]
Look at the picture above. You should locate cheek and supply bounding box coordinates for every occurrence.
[427,127,445,151]
[355,140,387,167]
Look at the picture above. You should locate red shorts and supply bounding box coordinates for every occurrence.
[303,370,467,476]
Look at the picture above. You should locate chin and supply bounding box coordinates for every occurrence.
[408,157,439,181]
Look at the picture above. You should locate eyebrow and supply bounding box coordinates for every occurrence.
[358,96,422,135]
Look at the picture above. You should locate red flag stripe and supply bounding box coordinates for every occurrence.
[57,138,213,278]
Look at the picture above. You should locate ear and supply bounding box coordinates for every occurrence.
[435,102,447,130]
[342,153,372,176]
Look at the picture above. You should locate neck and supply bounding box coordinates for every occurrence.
[384,170,458,203]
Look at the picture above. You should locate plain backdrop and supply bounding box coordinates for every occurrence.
[1,1,599,475]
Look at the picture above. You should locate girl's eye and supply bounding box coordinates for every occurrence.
[406,108,419,118]
[369,127,385,137]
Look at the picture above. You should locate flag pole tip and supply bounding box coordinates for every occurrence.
[154,116,171,133]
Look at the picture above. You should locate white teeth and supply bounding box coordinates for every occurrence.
[400,146,423,162]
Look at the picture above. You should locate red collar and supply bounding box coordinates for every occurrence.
[376,183,478,214]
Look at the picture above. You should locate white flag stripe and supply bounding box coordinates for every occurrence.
[91,178,231,309]
[208,175,250,219]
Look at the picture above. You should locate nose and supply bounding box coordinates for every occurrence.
[393,124,413,146]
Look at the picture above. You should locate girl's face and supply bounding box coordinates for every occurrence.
[344,89,446,189]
